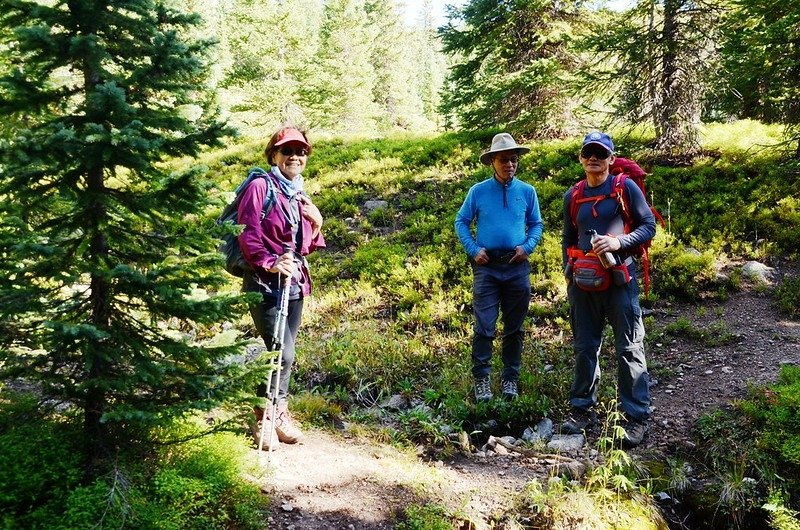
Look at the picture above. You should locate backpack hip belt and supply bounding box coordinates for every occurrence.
[566,247,633,291]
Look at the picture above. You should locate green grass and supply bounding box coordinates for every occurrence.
[195,119,799,458]
[4,121,797,528]
[692,364,800,526]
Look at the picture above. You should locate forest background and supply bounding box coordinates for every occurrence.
[1,0,799,528]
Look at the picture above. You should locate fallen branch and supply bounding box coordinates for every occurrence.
[493,437,576,462]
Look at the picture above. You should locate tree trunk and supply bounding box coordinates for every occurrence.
[81,39,112,479]
[654,0,701,163]
[84,162,111,481]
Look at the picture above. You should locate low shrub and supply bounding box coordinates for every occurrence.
[775,276,800,317]
[395,502,452,530]
[649,233,719,299]
[0,394,83,528]
[692,364,800,527]
[0,394,267,530]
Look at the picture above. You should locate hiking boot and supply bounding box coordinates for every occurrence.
[274,400,304,444]
[251,408,279,451]
[560,407,597,434]
[474,377,493,402]
[501,379,519,401]
[620,418,648,448]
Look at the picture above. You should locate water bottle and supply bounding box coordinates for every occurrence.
[586,230,617,269]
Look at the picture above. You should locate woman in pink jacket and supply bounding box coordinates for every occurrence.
[237,127,325,449]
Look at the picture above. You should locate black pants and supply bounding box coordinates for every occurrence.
[245,274,304,402]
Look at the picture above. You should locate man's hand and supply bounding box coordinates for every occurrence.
[474,248,489,265]
[591,234,621,255]
[509,246,529,264]
[269,252,295,277]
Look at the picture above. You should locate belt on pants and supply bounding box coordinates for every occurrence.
[486,250,516,264]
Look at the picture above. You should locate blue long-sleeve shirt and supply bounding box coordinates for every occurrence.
[455,176,544,258]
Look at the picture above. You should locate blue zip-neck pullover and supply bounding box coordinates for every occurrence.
[455,176,544,258]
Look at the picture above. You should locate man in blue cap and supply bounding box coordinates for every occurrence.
[560,131,655,448]
[455,132,544,402]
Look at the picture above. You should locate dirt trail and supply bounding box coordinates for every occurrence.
[260,430,540,529]
[254,285,800,530]
[643,289,800,452]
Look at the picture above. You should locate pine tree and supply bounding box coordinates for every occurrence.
[220,0,322,136]
[578,0,720,161]
[302,0,380,133]
[0,0,263,479]
[365,0,422,131]
[409,0,448,129]
[717,0,800,153]
[439,0,578,137]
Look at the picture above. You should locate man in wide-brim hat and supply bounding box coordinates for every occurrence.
[478,132,531,165]
[455,133,544,403]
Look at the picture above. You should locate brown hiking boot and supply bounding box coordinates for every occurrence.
[274,400,304,444]
[620,417,648,449]
[251,407,279,451]
[560,407,597,435]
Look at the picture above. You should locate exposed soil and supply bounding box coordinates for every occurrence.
[254,270,800,530]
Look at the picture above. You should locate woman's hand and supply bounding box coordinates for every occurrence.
[299,195,323,238]
[269,252,295,277]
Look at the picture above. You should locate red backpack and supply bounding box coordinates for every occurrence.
[568,157,665,298]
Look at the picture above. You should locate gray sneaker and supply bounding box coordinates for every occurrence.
[620,418,648,448]
[561,407,597,434]
[474,377,493,402]
[501,379,518,400]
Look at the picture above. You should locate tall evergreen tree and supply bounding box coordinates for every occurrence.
[302,0,380,133]
[365,0,424,131]
[439,0,578,137]
[409,0,448,129]
[579,0,720,160]
[0,0,261,479]
[220,0,322,135]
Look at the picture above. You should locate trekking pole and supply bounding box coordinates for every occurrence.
[267,271,290,458]
[257,261,292,460]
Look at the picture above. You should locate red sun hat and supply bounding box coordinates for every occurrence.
[274,128,310,149]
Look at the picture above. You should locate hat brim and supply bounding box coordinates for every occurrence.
[582,141,614,154]
[480,147,530,165]
[274,128,311,149]
[275,137,311,149]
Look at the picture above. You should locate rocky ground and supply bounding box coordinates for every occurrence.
[254,266,800,530]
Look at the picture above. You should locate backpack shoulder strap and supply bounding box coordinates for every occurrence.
[235,167,277,219]
[570,177,621,227]
[260,169,277,219]
[569,179,588,228]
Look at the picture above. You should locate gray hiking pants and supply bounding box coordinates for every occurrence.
[567,276,651,422]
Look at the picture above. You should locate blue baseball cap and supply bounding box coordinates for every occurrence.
[582,131,615,154]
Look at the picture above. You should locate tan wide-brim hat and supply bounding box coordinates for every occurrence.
[479,133,530,165]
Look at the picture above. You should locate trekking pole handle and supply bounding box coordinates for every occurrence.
[271,246,293,347]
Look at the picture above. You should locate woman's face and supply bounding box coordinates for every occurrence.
[274,141,309,180]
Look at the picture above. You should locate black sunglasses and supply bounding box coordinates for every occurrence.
[581,145,610,159]
[279,146,309,157]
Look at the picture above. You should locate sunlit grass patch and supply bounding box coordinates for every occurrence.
[700,120,785,155]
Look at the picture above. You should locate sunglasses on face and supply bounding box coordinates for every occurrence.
[278,146,309,157]
[581,145,610,159]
